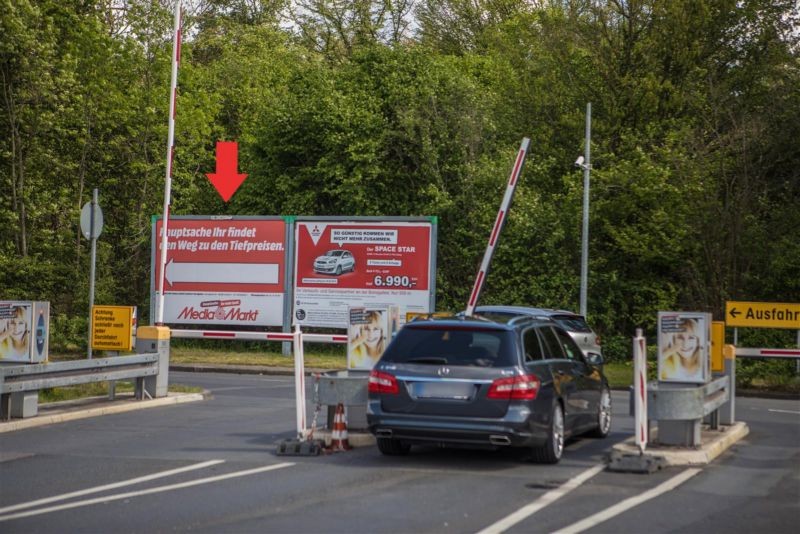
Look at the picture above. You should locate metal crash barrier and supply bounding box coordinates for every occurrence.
[0,353,161,420]
[647,375,730,446]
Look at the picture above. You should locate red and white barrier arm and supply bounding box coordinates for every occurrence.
[169,329,347,344]
[465,138,531,316]
[735,347,800,359]
[155,1,183,325]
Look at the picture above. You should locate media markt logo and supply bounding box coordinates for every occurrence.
[178,299,259,322]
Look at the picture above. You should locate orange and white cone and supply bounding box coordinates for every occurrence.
[328,403,352,451]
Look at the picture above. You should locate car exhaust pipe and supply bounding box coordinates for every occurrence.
[376,429,393,438]
[489,435,511,446]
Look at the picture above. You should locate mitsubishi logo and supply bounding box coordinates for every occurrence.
[437,367,450,376]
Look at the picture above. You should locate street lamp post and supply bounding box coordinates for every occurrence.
[576,103,592,318]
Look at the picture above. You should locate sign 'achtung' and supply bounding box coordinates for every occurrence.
[725,301,800,329]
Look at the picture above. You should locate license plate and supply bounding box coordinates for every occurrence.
[411,381,474,400]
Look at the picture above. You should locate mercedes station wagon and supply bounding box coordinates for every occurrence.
[367,315,611,463]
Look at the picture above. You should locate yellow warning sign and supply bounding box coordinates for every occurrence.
[725,301,800,330]
[91,305,135,351]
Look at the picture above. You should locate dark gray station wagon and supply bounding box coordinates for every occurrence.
[367,315,611,463]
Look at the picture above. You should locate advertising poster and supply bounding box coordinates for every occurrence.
[152,217,288,326]
[347,306,397,370]
[657,311,711,384]
[294,220,435,328]
[0,301,49,363]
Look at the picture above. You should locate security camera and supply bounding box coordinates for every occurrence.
[574,156,585,167]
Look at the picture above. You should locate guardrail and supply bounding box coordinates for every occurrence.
[0,353,160,420]
[647,375,730,446]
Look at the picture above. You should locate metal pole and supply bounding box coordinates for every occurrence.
[156,1,182,325]
[87,188,98,359]
[579,103,591,318]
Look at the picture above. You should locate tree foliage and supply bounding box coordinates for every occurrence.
[1,0,798,358]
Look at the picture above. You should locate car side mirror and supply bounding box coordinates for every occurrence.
[586,352,604,366]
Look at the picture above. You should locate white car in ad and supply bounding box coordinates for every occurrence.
[313,249,356,275]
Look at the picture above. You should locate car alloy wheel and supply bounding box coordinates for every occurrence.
[590,387,612,438]
[532,403,564,464]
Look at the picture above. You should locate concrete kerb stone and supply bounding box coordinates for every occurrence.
[0,392,207,434]
[608,421,750,469]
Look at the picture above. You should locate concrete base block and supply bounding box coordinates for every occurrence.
[10,391,38,418]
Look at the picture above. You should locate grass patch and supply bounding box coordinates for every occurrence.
[39,381,202,404]
[169,345,347,369]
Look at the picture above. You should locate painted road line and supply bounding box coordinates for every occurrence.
[553,468,701,534]
[475,464,604,534]
[0,462,294,522]
[0,459,225,515]
[768,409,800,415]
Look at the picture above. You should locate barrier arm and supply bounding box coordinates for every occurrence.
[465,138,530,316]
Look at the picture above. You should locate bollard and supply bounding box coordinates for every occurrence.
[135,326,170,398]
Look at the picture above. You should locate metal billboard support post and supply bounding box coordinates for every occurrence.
[465,138,531,316]
[86,188,100,359]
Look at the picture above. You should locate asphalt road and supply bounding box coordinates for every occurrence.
[0,372,798,533]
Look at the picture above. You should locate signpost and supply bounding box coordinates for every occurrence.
[81,188,103,359]
[725,301,800,329]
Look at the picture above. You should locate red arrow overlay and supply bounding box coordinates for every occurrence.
[206,141,248,202]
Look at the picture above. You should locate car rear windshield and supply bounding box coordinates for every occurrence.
[381,325,517,367]
[552,315,592,333]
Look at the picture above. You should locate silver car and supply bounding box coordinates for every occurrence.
[313,249,355,275]
[472,306,602,357]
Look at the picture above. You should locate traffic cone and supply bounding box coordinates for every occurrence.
[328,403,352,451]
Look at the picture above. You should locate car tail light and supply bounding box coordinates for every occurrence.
[487,374,540,400]
[596,335,601,346]
[369,370,399,395]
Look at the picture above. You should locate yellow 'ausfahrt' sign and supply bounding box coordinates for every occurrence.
[725,301,800,330]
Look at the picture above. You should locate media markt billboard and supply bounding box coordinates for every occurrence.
[293,217,437,328]
[151,216,290,326]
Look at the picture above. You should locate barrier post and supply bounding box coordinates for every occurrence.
[293,324,307,439]
[720,344,737,425]
[633,328,648,452]
[135,326,170,398]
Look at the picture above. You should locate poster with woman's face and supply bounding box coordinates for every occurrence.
[347,307,389,370]
[657,312,710,384]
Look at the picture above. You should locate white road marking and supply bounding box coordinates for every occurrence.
[475,464,605,534]
[768,409,800,415]
[0,459,225,515]
[552,468,702,534]
[0,462,294,522]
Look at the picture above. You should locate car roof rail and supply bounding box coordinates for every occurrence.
[508,314,553,326]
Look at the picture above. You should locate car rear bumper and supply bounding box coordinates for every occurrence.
[367,405,550,449]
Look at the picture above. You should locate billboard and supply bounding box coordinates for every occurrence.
[0,301,49,363]
[151,216,289,326]
[293,219,436,328]
[657,311,711,384]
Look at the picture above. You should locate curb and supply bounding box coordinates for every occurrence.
[0,392,206,434]
[608,421,749,468]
